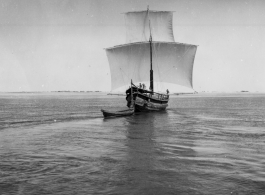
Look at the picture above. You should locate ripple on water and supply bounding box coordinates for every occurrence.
[0,94,265,194]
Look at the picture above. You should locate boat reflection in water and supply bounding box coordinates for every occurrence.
[108,110,198,194]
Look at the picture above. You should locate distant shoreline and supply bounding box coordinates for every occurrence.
[0,91,102,94]
[0,91,263,94]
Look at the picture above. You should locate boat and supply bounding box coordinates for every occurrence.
[101,107,134,118]
[101,80,135,118]
[104,6,197,112]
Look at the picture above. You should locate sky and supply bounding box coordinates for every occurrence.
[0,0,265,92]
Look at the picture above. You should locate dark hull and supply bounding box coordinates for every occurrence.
[135,96,168,111]
[101,108,134,118]
[127,92,168,112]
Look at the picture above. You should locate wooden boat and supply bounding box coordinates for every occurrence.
[101,107,134,118]
[126,85,169,112]
[103,6,197,113]
[101,80,134,118]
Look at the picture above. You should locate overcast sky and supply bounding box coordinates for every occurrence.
[0,0,265,92]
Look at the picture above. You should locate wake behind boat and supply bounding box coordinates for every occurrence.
[101,6,197,117]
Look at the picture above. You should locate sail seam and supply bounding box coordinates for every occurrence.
[105,41,197,49]
[121,10,175,14]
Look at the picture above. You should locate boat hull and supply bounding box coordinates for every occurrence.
[127,92,168,112]
[101,108,134,118]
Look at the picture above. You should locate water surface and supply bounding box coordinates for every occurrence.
[0,93,265,194]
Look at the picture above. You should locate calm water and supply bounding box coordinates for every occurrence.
[0,93,265,195]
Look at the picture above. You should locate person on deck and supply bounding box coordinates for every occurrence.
[142,83,146,90]
[139,83,142,88]
[166,89,169,94]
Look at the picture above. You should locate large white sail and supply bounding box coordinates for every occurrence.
[106,42,197,90]
[124,11,174,43]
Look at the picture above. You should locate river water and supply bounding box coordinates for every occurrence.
[0,93,265,194]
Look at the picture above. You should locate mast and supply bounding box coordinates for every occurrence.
[106,8,197,91]
[149,29,153,92]
[148,6,154,92]
[130,79,134,108]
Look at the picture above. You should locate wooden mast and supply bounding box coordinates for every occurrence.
[148,7,154,92]
[130,79,133,108]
